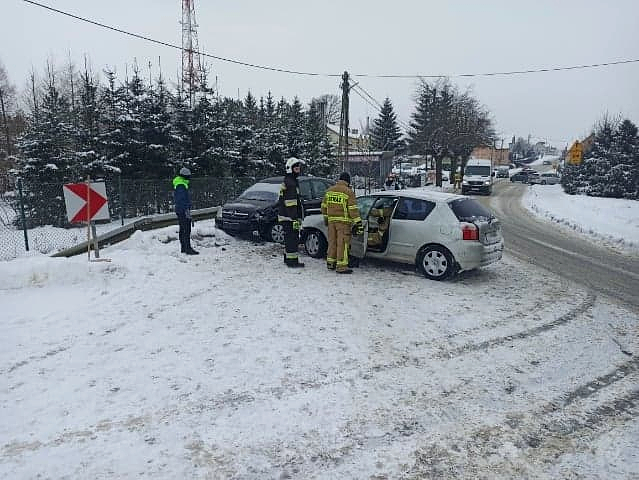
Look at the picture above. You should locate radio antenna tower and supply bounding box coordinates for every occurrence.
[181,0,204,107]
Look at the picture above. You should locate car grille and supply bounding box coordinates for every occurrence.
[222,209,250,220]
[468,181,484,186]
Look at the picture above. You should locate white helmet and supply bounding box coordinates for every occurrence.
[285,157,305,174]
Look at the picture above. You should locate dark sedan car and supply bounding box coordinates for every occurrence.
[215,176,334,242]
[510,171,538,183]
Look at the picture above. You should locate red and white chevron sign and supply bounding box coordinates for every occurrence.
[63,182,110,223]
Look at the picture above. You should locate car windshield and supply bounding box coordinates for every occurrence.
[465,165,491,176]
[239,183,280,201]
[449,197,494,222]
[356,196,377,217]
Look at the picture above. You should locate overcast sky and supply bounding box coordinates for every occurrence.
[2,0,638,148]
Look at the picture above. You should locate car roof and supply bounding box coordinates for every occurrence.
[368,189,464,203]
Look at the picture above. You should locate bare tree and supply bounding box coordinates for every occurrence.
[312,93,340,125]
[0,59,17,158]
[407,78,494,186]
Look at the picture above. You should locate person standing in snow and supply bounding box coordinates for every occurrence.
[173,167,199,255]
[321,172,362,274]
[277,157,305,268]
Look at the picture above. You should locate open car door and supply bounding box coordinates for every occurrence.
[348,195,379,259]
[349,219,368,259]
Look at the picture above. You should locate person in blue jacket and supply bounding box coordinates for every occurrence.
[173,167,199,255]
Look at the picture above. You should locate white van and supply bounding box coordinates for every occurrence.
[462,159,493,195]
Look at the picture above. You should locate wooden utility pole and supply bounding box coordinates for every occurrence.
[338,71,350,172]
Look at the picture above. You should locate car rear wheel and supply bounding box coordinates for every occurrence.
[265,223,285,243]
[417,246,454,280]
[304,229,327,258]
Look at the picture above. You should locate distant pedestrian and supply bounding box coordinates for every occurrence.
[321,172,362,274]
[278,157,305,268]
[173,167,199,255]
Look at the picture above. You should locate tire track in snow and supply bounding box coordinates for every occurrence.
[438,293,596,358]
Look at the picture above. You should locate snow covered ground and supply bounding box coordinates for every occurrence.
[523,184,639,255]
[2,180,639,478]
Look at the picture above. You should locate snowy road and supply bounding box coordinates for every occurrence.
[487,180,639,311]
[2,225,639,479]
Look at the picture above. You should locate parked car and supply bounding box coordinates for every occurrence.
[529,172,561,185]
[496,166,510,178]
[216,176,334,242]
[301,190,504,280]
[510,171,538,183]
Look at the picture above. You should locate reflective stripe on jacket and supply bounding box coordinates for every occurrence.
[277,173,303,222]
[321,180,361,224]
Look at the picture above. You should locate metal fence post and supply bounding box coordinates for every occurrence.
[17,177,29,251]
[119,174,124,226]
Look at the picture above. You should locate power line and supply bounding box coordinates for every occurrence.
[352,85,412,131]
[352,59,639,79]
[22,0,639,80]
[21,0,340,78]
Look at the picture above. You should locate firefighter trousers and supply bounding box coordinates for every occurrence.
[327,221,351,272]
[282,221,301,265]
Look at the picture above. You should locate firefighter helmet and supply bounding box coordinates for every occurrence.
[285,157,305,174]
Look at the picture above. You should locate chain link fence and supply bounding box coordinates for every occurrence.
[0,174,255,261]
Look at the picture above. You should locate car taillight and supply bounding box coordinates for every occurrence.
[461,222,479,241]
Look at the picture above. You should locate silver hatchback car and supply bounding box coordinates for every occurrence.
[529,172,561,185]
[301,190,504,280]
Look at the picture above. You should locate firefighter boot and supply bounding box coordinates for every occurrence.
[336,267,353,274]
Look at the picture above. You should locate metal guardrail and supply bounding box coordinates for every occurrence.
[1,175,255,261]
[51,207,220,258]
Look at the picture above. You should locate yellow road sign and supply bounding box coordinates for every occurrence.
[568,140,583,165]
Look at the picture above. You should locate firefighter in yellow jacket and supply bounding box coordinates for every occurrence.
[321,172,362,274]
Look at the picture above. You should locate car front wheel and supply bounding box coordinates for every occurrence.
[264,223,285,243]
[417,246,454,280]
[304,229,327,258]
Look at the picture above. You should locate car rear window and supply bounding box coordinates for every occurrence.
[239,183,280,201]
[448,198,494,222]
[393,198,436,221]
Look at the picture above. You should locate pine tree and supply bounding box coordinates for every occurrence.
[266,96,289,173]
[138,75,173,178]
[286,97,305,159]
[202,98,236,177]
[73,65,101,179]
[610,119,639,198]
[15,65,75,226]
[304,100,335,177]
[95,68,130,177]
[17,66,75,183]
[370,97,403,152]
[407,80,457,185]
[169,85,196,169]
[582,116,617,197]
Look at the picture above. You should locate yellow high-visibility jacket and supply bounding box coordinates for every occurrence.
[321,180,361,224]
